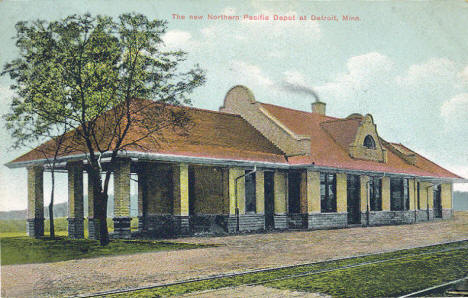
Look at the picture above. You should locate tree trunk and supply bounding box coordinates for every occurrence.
[88,165,110,246]
[97,192,110,246]
[49,169,55,239]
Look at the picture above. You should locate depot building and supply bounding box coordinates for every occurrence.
[7,85,467,239]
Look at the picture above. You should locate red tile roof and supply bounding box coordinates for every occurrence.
[260,102,462,179]
[7,98,464,180]
[320,118,361,150]
[8,100,286,165]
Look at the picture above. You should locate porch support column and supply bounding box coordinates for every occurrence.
[382,177,391,211]
[87,174,100,240]
[440,183,453,218]
[305,170,320,229]
[27,166,44,238]
[273,170,287,229]
[360,175,370,225]
[173,163,189,234]
[336,173,347,213]
[67,161,84,239]
[409,179,416,210]
[137,166,148,233]
[255,170,265,215]
[228,167,245,232]
[113,158,131,239]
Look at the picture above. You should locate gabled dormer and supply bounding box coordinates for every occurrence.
[321,113,387,163]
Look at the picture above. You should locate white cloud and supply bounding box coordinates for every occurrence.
[315,52,393,99]
[268,50,282,58]
[458,65,468,86]
[283,70,307,86]
[441,93,468,122]
[396,57,457,86]
[230,60,273,87]
[162,30,195,49]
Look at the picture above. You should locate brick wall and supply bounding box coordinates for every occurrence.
[363,210,415,226]
[220,85,310,156]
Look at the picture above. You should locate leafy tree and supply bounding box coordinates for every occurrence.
[3,13,205,245]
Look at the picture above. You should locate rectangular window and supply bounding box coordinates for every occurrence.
[245,171,256,213]
[390,178,409,211]
[320,173,336,212]
[369,177,382,211]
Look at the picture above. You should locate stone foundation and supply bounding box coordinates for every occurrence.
[114,208,454,239]
[191,215,229,234]
[26,218,44,238]
[307,213,347,229]
[113,217,131,239]
[226,214,265,233]
[174,216,190,235]
[67,218,84,239]
[140,215,191,237]
[415,210,430,222]
[87,218,100,240]
[138,216,145,233]
[442,209,453,219]
[288,214,308,229]
[363,211,415,226]
[274,214,288,229]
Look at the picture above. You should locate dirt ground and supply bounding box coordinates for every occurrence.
[181,285,330,297]
[2,212,468,297]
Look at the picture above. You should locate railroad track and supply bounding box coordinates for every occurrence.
[399,276,468,297]
[78,239,468,297]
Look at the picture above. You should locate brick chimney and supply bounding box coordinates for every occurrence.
[311,101,326,115]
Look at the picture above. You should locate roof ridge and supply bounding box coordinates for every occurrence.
[320,117,360,125]
[135,98,243,119]
[259,101,338,120]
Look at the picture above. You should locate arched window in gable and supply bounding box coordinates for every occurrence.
[363,135,376,149]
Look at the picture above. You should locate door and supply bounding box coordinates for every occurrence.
[433,185,442,218]
[288,172,301,214]
[347,174,361,224]
[264,171,275,230]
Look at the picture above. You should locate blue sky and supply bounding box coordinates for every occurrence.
[1,0,467,211]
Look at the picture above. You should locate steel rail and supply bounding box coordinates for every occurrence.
[75,238,468,298]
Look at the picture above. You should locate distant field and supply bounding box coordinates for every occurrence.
[0,217,139,237]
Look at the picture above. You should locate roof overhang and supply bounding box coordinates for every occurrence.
[5,151,290,170]
[5,151,467,183]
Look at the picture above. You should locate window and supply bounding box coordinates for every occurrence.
[369,177,382,211]
[320,173,336,212]
[245,171,256,213]
[363,135,376,149]
[390,178,409,211]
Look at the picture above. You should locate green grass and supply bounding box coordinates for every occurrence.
[0,236,215,265]
[267,249,468,297]
[108,242,468,297]
[0,217,140,238]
